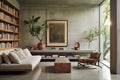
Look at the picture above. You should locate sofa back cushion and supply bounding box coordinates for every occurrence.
[9,52,21,64]
[2,53,11,64]
[14,49,26,60]
[23,48,32,57]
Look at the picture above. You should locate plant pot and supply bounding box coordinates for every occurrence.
[38,42,45,50]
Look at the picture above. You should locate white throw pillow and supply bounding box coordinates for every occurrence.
[14,49,26,60]
[9,52,21,64]
[2,53,11,64]
[23,48,32,57]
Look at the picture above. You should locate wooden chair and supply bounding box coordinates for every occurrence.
[78,52,101,68]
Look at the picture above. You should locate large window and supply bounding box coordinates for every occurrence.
[100,0,110,64]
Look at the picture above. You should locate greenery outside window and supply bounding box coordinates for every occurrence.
[100,0,110,63]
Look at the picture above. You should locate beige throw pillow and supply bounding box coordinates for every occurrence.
[2,53,11,64]
[9,52,21,64]
[23,48,32,57]
[14,49,26,60]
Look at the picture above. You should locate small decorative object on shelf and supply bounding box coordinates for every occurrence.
[0,0,19,50]
[74,42,80,50]
[59,48,64,50]
[52,55,58,58]
[26,46,34,50]
[51,46,56,50]
[38,42,45,50]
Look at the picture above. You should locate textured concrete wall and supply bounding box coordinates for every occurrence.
[7,0,20,9]
[117,0,120,74]
[20,6,99,50]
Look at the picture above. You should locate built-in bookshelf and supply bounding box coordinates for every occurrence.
[0,0,19,50]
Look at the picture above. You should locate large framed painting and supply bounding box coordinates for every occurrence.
[46,20,68,47]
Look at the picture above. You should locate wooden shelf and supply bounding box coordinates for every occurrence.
[0,0,19,50]
[14,39,20,41]
[0,29,19,33]
[0,47,18,50]
[0,39,15,41]
[14,32,19,34]
[0,7,19,19]
[0,29,15,33]
[0,18,18,26]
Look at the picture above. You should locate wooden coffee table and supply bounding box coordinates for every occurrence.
[54,57,71,73]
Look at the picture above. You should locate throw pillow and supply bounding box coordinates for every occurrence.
[14,49,26,60]
[23,48,32,57]
[2,53,11,64]
[14,48,21,51]
[9,52,21,64]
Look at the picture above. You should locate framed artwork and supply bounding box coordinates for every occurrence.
[46,20,68,47]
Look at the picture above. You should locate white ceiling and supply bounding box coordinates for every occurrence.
[17,0,104,7]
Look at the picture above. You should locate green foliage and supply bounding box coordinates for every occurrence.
[24,16,47,42]
[101,0,110,57]
[84,27,101,48]
[84,0,110,50]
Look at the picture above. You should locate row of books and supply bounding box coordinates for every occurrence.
[0,42,19,49]
[0,33,17,39]
[14,42,19,47]
[0,12,18,24]
[14,34,19,39]
[0,1,19,17]
[0,22,18,32]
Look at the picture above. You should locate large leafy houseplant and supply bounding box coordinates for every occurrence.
[24,16,47,49]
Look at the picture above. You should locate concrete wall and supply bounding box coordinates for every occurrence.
[116,0,120,74]
[20,6,99,50]
[7,0,19,9]
[116,0,120,73]
[110,0,117,74]
[110,0,120,74]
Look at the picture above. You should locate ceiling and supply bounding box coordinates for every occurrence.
[17,0,104,7]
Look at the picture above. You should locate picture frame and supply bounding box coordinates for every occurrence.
[46,20,68,47]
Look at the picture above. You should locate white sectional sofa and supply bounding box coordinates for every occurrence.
[0,48,41,71]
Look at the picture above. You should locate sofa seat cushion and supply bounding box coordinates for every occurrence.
[21,56,41,70]
[0,64,33,71]
[0,56,41,71]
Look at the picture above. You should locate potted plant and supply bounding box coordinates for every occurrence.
[24,16,48,50]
